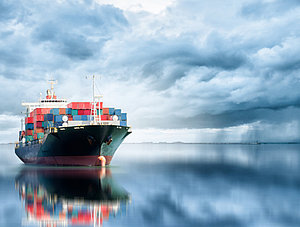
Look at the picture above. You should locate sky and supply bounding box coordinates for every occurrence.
[0,0,300,143]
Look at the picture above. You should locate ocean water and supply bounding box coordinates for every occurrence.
[1,143,300,227]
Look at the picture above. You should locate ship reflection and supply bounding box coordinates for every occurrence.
[15,167,130,226]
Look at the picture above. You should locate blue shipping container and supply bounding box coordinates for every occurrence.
[44,121,54,128]
[87,115,94,121]
[109,108,115,115]
[44,114,54,121]
[114,109,121,115]
[54,122,63,127]
[66,108,72,115]
[121,113,127,120]
[73,115,81,121]
[50,108,60,115]
[25,123,34,130]
[120,121,127,126]
[54,115,63,122]
[81,115,88,121]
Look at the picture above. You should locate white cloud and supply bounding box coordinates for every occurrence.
[0,114,21,143]
[96,0,174,14]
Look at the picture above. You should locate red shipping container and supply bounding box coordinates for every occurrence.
[35,115,44,121]
[25,117,34,124]
[72,103,78,109]
[67,102,79,109]
[41,108,51,114]
[36,122,43,128]
[35,108,42,115]
[34,134,37,140]
[59,108,66,114]
[84,102,91,109]
[101,115,108,120]
[78,103,85,109]
[102,108,109,115]
[83,110,91,115]
[78,110,84,115]
[26,130,33,136]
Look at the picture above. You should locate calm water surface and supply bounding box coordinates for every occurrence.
[1,143,300,227]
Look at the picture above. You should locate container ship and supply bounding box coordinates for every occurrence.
[15,80,131,166]
[15,167,129,226]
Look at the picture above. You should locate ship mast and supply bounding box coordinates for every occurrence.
[92,75,95,123]
[87,75,103,124]
[48,79,57,98]
[21,118,24,131]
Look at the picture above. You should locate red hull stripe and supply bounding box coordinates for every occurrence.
[21,155,113,166]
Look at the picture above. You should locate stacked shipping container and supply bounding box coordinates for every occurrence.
[23,102,127,142]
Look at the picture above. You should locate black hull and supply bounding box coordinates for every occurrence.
[15,125,131,166]
[15,167,129,202]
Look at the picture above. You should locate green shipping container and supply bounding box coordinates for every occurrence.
[72,109,78,115]
[37,133,44,139]
[26,136,34,142]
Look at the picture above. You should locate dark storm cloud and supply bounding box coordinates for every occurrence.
[140,40,246,71]
[109,35,247,91]
[0,0,17,21]
[0,0,128,72]
[0,0,128,114]
[135,107,300,131]
[32,3,128,60]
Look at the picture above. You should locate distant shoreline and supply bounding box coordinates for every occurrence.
[2,142,300,146]
[123,142,300,145]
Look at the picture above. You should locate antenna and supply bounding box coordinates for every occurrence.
[86,75,96,102]
[92,75,95,106]
[20,118,24,131]
[48,79,57,98]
